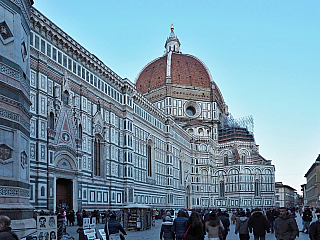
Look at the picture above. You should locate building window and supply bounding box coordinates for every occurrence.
[147,144,152,177]
[242,155,246,164]
[94,137,101,176]
[224,155,228,165]
[179,160,183,185]
[49,112,54,129]
[62,91,69,105]
[219,181,225,198]
[41,186,45,197]
[255,180,260,197]
[79,124,82,139]
[228,169,239,192]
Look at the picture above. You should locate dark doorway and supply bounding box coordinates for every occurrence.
[56,178,73,210]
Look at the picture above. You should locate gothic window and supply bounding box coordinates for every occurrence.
[49,112,54,129]
[147,144,152,177]
[62,90,69,105]
[241,155,246,164]
[255,180,260,197]
[224,155,229,165]
[219,181,225,198]
[41,186,45,197]
[94,137,101,176]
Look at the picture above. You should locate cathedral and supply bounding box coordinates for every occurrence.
[0,1,275,215]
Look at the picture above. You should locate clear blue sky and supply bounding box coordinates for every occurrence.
[34,0,320,194]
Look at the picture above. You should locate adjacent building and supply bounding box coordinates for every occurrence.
[304,154,320,208]
[1,5,276,212]
[275,182,297,208]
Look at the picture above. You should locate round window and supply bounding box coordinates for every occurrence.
[184,101,201,118]
[186,106,196,116]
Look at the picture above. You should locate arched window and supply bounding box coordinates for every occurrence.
[49,112,54,129]
[255,180,260,197]
[94,137,101,176]
[41,186,45,196]
[241,155,246,164]
[224,155,228,165]
[62,90,69,104]
[147,144,152,177]
[219,181,225,198]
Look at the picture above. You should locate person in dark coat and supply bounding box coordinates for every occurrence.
[160,215,174,240]
[218,211,230,240]
[69,210,75,226]
[310,209,320,240]
[266,207,278,233]
[173,210,188,240]
[76,211,83,227]
[0,215,19,240]
[275,207,298,240]
[301,206,313,233]
[248,208,270,240]
[104,213,126,240]
[184,212,205,240]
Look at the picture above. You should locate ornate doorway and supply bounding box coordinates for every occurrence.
[56,178,73,210]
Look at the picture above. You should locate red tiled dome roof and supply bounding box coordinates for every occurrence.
[135,53,212,94]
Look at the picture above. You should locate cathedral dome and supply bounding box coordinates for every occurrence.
[135,25,226,108]
[135,53,212,93]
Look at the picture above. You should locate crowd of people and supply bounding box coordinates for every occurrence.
[158,207,302,240]
[5,205,320,240]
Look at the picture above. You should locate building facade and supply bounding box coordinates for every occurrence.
[0,0,35,237]
[275,182,297,208]
[26,9,275,211]
[304,155,320,208]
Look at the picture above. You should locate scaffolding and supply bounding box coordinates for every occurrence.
[218,114,255,143]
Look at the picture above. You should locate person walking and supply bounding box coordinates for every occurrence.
[266,207,278,233]
[301,206,313,233]
[248,208,270,240]
[309,209,320,240]
[160,214,174,240]
[218,210,230,240]
[205,212,224,240]
[104,213,126,240]
[0,215,19,240]
[235,211,250,240]
[184,212,205,240]
[274,207,298,240]
[173,210,188,240]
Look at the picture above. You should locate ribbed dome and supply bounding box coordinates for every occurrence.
[135,53,211,94]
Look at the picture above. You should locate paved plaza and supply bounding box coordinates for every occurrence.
[65,212,312,240]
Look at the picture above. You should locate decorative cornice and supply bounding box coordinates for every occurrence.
[30,7,124,89]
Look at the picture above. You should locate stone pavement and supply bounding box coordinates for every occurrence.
[65,213,312,240]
